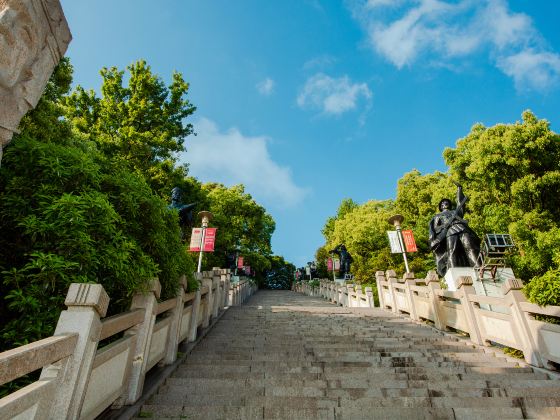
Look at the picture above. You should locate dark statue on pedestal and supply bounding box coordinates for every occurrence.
[429,183,480,277]
[169,187,196,240]
[330,244,353,279]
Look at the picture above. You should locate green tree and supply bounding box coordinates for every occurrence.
[444,111,560,304]
[64,60,196,196]
[324,199,406,282]
[263,255,296,289]
[314,246,331,279]
[198,183,275,276]
[322,198,359,241]
[0,59,196,352]
[395,169,456,277]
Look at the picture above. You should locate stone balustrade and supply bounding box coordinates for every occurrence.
[0,268,257,419]
[295,271,560,371]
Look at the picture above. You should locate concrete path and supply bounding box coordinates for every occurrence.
[136,290,560,419]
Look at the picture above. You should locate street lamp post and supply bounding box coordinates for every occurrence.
[197,210,213,273]
[388,214,410,273]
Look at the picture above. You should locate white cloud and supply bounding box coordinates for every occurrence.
[182,118,308,209]
[498,50,560,91]
[297,73,372,115]
[365,0,402,9]
[350,0,560,90]
[256,77,275,96]
[303,54,337,70]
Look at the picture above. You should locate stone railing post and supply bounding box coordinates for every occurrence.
[40,283,109,420]
[403,272,418,321]
[234,282,240,305]
[346,285,354,307]
[425,271,444,330]
[221,269,230,309]
[189,274,202,342]
[365,287,374,308]
[211,269,221,319]
[354,284,360,306]
[120,278,161,405]
[201,273,213,328]
[230,282,236,306]
[386,270,399,313]
[375,271,386,309]
[502,278,543,367]
[456,276,483,345]
[162,276,187,366]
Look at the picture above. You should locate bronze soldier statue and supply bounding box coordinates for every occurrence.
[429,183,480,276]
[169,187,196,240]
[330,244,353,278]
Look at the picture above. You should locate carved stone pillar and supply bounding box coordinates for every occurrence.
[0,0,72,163]
[40,283,109,419]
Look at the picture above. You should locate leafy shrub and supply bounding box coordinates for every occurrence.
[524,269,560,306]
[0,136,192,350]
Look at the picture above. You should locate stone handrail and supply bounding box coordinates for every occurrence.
[295,271,560,371]
[0,268,258,419]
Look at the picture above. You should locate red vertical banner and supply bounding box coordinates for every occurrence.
[237,256,244,268]
[203,228,217,252]
[402,230,418,252]
[327,258,333,272]
[189,228,202,251]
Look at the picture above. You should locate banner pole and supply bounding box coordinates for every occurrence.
[196,211,213,273]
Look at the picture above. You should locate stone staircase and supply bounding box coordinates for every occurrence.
[135,290,560,419]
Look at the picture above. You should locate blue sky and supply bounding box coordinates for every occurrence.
[60,0,560,267]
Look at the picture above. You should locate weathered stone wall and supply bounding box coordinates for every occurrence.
[0,0,71,161]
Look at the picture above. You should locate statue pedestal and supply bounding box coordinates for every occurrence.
[444,267,516,313]
[444,267,477,292]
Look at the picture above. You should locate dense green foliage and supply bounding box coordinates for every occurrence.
[0,57,282,356]
[0,59,200,351]
[199,183,275,275]
[263,256,296,290]
[319,111,560,306]
[64,60,196,196]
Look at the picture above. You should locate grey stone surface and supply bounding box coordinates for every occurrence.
[137,290,560,419]
[0,0,71,160]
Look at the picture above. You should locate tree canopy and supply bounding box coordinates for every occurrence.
[64,60,196,196]
[200,183,275,274]
[318,111,560,305]
[0,57,285,354]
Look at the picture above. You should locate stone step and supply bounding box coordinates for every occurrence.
[137,404,263,420]
[171,370,265,380]
[137,291,560,418]
[333,406,521,420]
[525,407,560,419]
[326,387,506,398]
[166,376,329,389]
[182,357,518,368]
[505,386,560,397]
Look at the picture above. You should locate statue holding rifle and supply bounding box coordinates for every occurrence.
[429,182,480,277]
